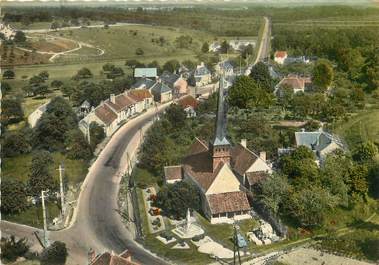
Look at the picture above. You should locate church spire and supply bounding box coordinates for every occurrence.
[213,75,230,146]
[210,75,231,172]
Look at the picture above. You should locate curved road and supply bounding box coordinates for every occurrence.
[2,105,169,265]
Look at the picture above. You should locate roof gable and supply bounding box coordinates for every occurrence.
[95,104,117,126]
[128,89,152,102]
[231,144,259,176]
[206,163,241,195]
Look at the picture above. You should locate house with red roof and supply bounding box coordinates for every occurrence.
[88,249,139,265]
[274,74,312,95]
[274,51,288,65]
[127,89,154,113]
[164,77,272,224]
[176,95,198,118]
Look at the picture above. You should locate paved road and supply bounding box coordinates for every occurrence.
[2,105,170,265]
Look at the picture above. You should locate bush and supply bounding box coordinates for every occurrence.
[0,236,29,262]
[135,48,144,56]
[40,241,68,265]
[1,179,29,214]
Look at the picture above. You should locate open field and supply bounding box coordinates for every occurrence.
[47,24,214,63]
[334,110,379,148]
[2,152,88,185]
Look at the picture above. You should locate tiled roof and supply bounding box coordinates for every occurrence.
[134,68,157,78]
[194,65,210,76]
[95,104,117,126]
[160,71,180,88]
[105,95,136,113]
[182,139,227,191]
[275,51,288,58]
[131,78,156,90]
[245,171,269,186]
[207,191,250,215]
[164,165,182,181]
[128,89,152,102]
[278,76,304,90]
[231,144,259,177]
[177,95,198,109]
[151,82,171,94]
[90,251,139,265]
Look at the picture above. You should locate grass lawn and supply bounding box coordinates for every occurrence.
[334,110,379,148]
[3,202,61,229]
[2,152,88,185]
[133,166,159,189]
[48,24,213,62]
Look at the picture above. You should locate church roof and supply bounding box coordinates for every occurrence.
[245,171,269,186]
[231,144,260,176]
[207,191,250,215]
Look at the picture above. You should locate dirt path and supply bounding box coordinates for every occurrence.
[17,34,105,62]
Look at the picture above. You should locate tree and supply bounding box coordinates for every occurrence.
[1,81,12,93]
[51,80,63,89]
[165,104,187,129]
[0,236,29,262]
[27,150,56,197]
[154,181,201,219]
[50,21,60,30]
[2,130,31,157]
[175,35,192,49]
[64,129,92,160]
[135,48,144,56]
[228,76,272,109]
[13,31,26,43]
[249,62,273,92]
[353,141,378,163]
[38,70,49,81]
[346,164,369,199]
[125,59,145,69]
[350,87,365,108]
[1,98,24,125]
[33,97,77,150]
[312,59,334,91]
[201,42,209,53]
[242,44,254,59]
[89,122,105,150]
[1,180,28,214]
[40,241,68,265]
[220,40,230,54]
[259,174,289,215]
[287,186,338,227]
[163,59,180,73]
[72,67,93,80]
[181,60,196,70]
[2,69,15,79]
[338,48,364,80]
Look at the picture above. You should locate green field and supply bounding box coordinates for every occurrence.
[2,152,88,185]
[48,24,214,63]
[334,110,379,148]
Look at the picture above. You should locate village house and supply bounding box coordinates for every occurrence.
[274,74,312,95]
[228,39,255,51]
[150,80,172,103]
[216,61,234,76]
[131,77,156,90]
[0,23,16,40]
[79,90,153,137]
[164,77,271,224]
[192,62,212,87]
[274,51,288,65]
[88,249,139,265]
[210,42,221,52]
[295,130,344,164]
[160,71,188,97]
[176,95,198,118]
[134,67,157,78]
[128,89,154,113]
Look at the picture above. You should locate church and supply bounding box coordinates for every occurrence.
[164,76,272,224]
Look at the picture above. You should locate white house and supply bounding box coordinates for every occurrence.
[127,89,154,113]
[274,75,312,95]
[193,62,212,87]
[274,51,288,65]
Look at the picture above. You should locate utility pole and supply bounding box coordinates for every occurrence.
[87,124,91,145]
[57,163,65,217]
[41,190,50,247]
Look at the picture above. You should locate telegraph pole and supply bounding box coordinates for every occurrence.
[41,190,50,247]
[87,124,91,145]
[57,163,65,217]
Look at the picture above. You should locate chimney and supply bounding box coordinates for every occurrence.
[88,248,96,265]
[259,151,266,162]
[110,94,116,104]
[240,139,247,148]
